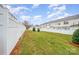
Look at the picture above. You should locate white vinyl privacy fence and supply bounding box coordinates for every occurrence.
[0,6,26,55]
[40,27,79,35]
[0,18,26,55]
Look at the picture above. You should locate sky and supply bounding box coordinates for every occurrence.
[6,4,79,25]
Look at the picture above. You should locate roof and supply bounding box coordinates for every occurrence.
[40,14,79,25]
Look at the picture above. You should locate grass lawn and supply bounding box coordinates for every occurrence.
[19,30,79,55]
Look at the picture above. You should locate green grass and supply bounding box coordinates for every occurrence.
[20,30,79,55]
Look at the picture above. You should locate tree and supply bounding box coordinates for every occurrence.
[72,29,79,44]
[32,27,36,31]
[37,28,40,32]
[23,20,31,30]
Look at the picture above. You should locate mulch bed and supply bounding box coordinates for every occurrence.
[10,31,26,55]
[10,40,21,55]
[69,42,79,48]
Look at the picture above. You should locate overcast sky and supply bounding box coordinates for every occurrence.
[6,4,79,25]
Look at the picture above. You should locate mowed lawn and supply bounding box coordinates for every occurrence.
[19,30,79,55]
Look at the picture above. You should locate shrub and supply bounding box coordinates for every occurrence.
[32,27,36,31]
[72,29,79,44]
[37,28,40,32]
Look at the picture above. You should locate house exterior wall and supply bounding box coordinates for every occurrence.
[0,5,26,55]
[39,15,79,35]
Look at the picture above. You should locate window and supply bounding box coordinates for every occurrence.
[58,23,61,25]
[78,22,79,26]
[0,5,4,8]
[64,21,69,24]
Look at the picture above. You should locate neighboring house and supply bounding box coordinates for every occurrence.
[38,14,79,35]
[0,5,26,55]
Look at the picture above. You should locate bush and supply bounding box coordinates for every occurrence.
[37,28,40,32]
[72,29,79,44]
[32,27,36,31]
